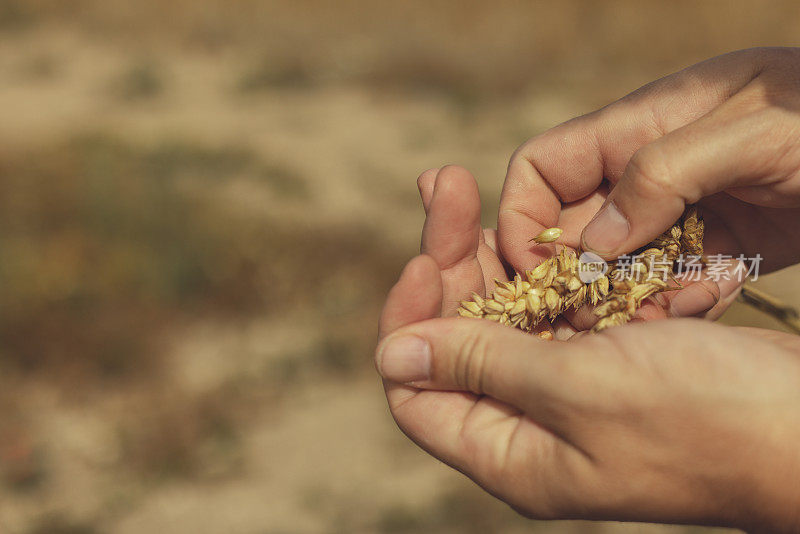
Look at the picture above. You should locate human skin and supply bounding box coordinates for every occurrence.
[499,47,800,283]
[375,48,800,531]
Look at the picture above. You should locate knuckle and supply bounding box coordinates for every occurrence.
[507,142,538,181]
[508,142,526,165]
[732,46,800,76]
[743,46,780,64]
[750,107,800,166]
[454,329,493,393]
[732,85,774,114]
[753,46,800,67]
[508,130,553,174]
[746,49,800,106]
[625,146,684,202]
[749,76,800,110]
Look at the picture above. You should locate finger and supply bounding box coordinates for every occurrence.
[376,317,596,438]
[378,254,446,430]
[581,90,800,258]
[662,258,748,320]
[378,254,443,340]
[482,228,498,253]
[477,230,507,292]
[417,168,439,214]
[499,49,764,271]
[422,166,487,314]
[550,187,609,251]
[705,277,743,320]
[558,293,671,332]
[561,273,726,332]
[552,317,579,340]
[678,202,745,317]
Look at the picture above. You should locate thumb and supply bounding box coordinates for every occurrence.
[580,95,800,258]
[375,317,588,434]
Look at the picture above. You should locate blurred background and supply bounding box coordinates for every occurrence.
[1,1,799,532]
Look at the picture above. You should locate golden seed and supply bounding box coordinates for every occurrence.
[544,287,560,311]
[462,301,482,315]
[531,227,563,244]
[509,299,526,316]
[457,208,704,335]
[483,300,505,314]
[527,262,550,281]
[566,276,583,292]
[525,292,541,314]
[494,287,514,302]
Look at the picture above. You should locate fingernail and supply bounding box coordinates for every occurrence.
[581,202,629,254]
[668,283,719,317]
[376,335,431,383]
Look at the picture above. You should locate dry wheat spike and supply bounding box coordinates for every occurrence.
[457,207,704,333]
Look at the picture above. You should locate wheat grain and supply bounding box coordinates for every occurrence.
[458,207,705,335]
[530,227,563,244]
[457,248,612,330]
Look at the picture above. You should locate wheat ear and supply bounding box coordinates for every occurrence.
[458,207,705,333]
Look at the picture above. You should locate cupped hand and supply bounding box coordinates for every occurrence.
[499,47,800,320]
[379,268,800,531]
[377,163,800,531]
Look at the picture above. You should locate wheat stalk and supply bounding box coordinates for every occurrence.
[458,207,705,333]
[738,284,800,334]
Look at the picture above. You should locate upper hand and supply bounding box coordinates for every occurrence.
[499,47,800,318]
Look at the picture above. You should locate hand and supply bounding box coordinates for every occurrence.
[378,164,800,530]
[499,47,800,319]
[378,271,800,531]
[397,164,698,342]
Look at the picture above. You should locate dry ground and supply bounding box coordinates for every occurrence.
[0,1,798,533]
